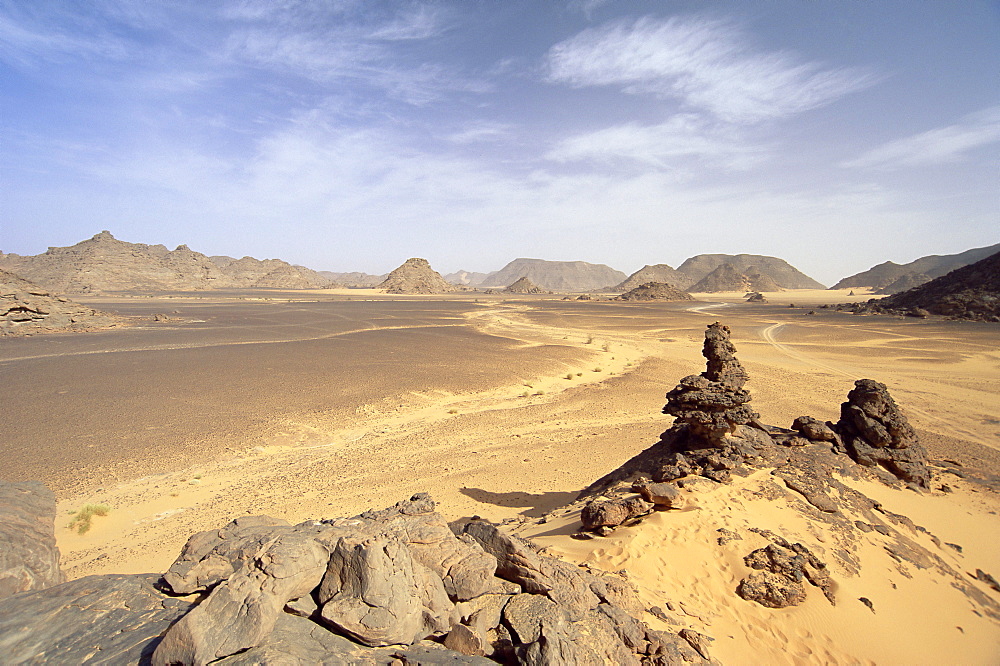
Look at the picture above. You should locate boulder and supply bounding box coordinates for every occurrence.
[791,416,838,443]
[0,481,64,599]
[580,496,653,530]
[632,481,686,509]
[834,379,930,487]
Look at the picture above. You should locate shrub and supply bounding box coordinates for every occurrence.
[68,504,110,535]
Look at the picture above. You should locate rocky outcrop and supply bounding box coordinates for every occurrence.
[0,231,333,294]
[831,242,1000,290]
[874,250,1000,322]
[616,281,694,302]
[610,264,694,292]
[503,277,546,294]
[663,322,757,447]
[737,533,834,608]
[745,291,767,303]
[676,254,824,289]
[378,258,458,294]
[480,258,626,292]
[0,481,64,599]
[1,269,122,336]
[835,379,930,488]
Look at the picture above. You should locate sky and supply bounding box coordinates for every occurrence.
[1,0,997,285]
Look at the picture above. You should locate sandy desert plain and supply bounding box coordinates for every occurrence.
[2,287,999,663]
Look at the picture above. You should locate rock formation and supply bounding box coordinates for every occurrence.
[317,270,386,287]
[0,492,710,665]
[616,282,694,302]
[445,270,490,287]
[610,264,694,292]
[831,242,1000,291]
[745,292,767,303]
[0,481,65,599]
[378,258,458,294]
[480,258,626,292]
[0,231,334,294]
[737,532,833,608]
[1,269,122,336]
[676,254,824,289]
[834,379,930,488]
[503,277,545,294]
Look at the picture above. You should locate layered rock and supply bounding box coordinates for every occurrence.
[835,379,930,487]
[616,281,694,302]
[0,481,65,599]
[1,269,121,336]
[663,322,757,446]
[378,258,458,294]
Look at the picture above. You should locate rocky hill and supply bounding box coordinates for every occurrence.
[689,263,783,293]
[831,242,1000,291]
[502,277,545,294]
[378,258,457,294]
[617,282,694,301]
[676,254,824,289]
[0,232,334,294]
[872,250,1000,321]
[875,272,931,295]
[610,264,694,292]
[482,258,626,292]
[1,269,123,336]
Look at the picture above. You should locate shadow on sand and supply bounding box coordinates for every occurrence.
[459,487,579,518]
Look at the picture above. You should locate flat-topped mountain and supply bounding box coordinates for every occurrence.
[676,254,824,289]
[378,258,457,294]
[689,263,783,293]
[0,232,333,294]
[1,269,121,335]
[832,242,1000,292]
[482,258,626,292]
[611,264,694,292]
[876,250,1000,321]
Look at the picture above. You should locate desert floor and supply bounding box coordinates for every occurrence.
[2,288,998,663]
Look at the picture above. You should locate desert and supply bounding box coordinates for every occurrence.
[3,3,999,663]
[1,279,999,663]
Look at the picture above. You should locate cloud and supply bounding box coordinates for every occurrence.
[546,114,763,169]
[546,16,878,123]
[842,106,1000,169]
[445,122,513,144]
[0,6,128,67]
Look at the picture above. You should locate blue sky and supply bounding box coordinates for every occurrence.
[1,0,997,284]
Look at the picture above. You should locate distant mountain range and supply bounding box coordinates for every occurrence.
[831,243,1000,293]
[0,231,334,293]
[876,250,1000,321]
[446,258,627,292]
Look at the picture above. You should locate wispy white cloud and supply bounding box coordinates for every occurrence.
[546,16,878,123]
[546,114,763,169]
[0,7,127,67]
[842,105,1000,169]
[445,122,513,144]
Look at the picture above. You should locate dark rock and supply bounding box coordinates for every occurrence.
[835,379,930,487]
[632,481,686,508]
[737,571,807,608]
[0,481,65,599]
[738,538,834,607]
[791,416,838,443]
[581,496,653,529]
[859,597,875,613]
[0,573,193,664]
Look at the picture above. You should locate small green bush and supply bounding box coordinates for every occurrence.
[68,504,110,535]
